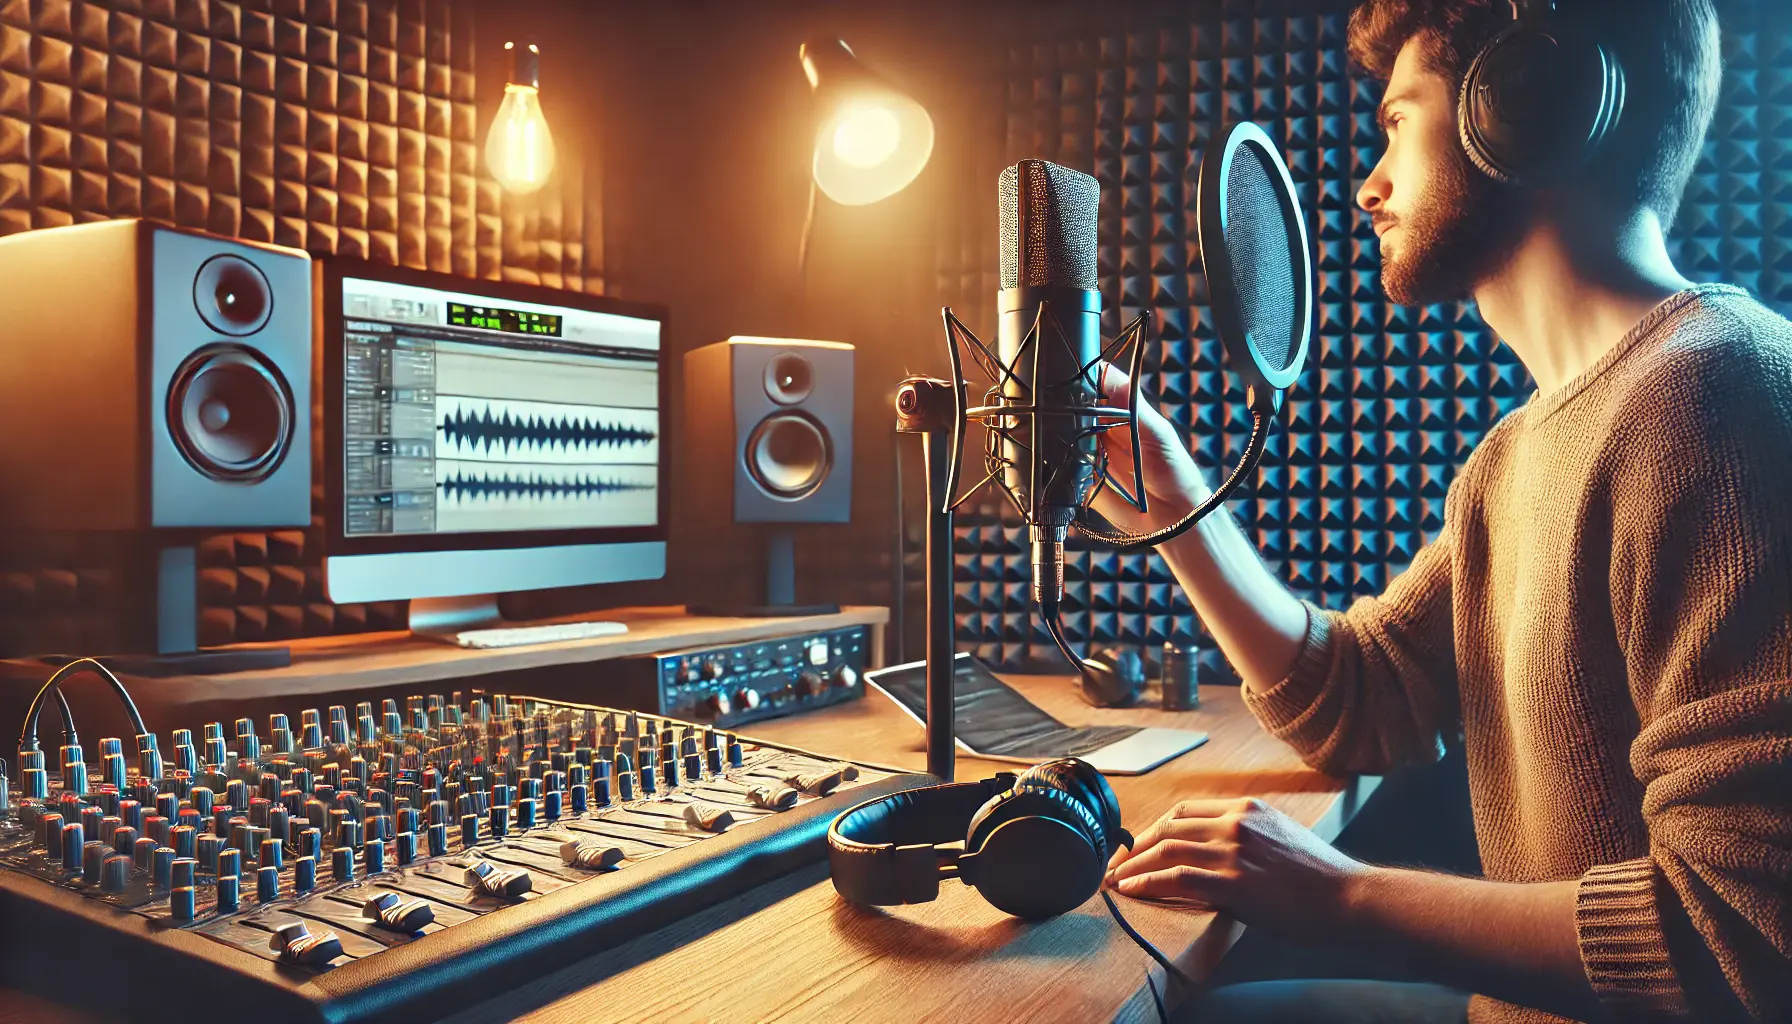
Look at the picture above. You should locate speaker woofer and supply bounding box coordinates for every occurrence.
[193,254,274,336]
[745,412,832,500]
[167,344,295,482]
[763,352,815,405]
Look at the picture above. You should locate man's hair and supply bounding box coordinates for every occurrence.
[1346,0,1722,227]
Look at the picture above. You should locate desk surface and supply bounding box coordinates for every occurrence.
[440,674,1373,1024]
[0,672,1368,1024]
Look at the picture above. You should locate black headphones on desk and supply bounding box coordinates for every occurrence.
[1459,0,1625,184]
[827,758,1130,920]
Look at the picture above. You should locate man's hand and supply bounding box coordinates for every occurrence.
[1104,797,1367,946]
[1088,362,1215,536]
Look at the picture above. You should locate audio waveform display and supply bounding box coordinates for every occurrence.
[433,460,657,532]
[436,397,658,464]
[439,469,654,503]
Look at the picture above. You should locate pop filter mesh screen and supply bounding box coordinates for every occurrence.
[1000,160,1099,291]
[1224,142,1299,373]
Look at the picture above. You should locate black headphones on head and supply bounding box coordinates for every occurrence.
[827,757,1130,920]
[1458,0,1626,185]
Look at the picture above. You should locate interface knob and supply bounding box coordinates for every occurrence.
[696,693,731,720]
[833,665,859,688]
[796,672,825,697]
[733,689,761,711]
[701,660,725,680]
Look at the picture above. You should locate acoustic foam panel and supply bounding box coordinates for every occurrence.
[951,0,1792,681]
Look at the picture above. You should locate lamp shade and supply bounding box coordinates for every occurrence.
[800,38,934,206]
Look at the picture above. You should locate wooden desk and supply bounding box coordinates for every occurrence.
[437,674,1376,1024]
[0,670,1372,1024]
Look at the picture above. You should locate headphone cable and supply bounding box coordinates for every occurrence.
[1102,886,1195,1020]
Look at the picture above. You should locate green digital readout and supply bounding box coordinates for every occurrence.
[446,301,563,337]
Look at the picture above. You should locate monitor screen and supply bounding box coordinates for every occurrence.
[338,276,662,539]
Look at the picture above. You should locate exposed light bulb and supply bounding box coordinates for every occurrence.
[832,104,901,168]
[486,42,557,195]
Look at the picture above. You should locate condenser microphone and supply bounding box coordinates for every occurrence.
[937,124,1312,707]
[997,159,1103,624]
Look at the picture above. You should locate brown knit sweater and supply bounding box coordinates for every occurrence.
[1243,284,1792,1023]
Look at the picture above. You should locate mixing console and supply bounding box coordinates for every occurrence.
[1,682,928,1023]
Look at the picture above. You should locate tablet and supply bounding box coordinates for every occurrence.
[864,653,1208,775]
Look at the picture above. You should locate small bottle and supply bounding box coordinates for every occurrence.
[1161,641,1199,711]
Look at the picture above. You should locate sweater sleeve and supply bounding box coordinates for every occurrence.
[1582,335,1792,1022]
[1242,496,1463,776]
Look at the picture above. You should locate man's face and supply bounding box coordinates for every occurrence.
[1356,36,1523,305]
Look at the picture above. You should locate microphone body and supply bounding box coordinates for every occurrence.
[997,283,1100,618]
[996,158,1103,626]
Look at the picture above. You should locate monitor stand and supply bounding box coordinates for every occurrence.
[408,594,505,638]
[407,594,631,645]
[687,528,840,618]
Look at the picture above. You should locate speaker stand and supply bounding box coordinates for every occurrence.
[687,528,840,618]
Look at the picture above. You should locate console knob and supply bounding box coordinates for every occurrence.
[833,665,859,689]
[465,859,531,900]
[101,853,130,893]
[733,689,761,711]
[363,892,433,932]
[796,672,825,697]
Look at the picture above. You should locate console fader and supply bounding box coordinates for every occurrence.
[1,687,928,1023]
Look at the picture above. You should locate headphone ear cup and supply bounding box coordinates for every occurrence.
[963,786,1107,920]
[1459,21,1624,185]
[1015,758,1124,857]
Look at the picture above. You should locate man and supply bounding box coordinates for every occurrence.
[1094,0,1792,1022]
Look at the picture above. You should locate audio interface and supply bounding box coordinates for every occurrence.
[599,625,871,729]
[1,679,926,1023]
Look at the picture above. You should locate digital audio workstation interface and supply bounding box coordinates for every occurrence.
[340,277,662,536]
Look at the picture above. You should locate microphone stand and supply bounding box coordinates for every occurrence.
[895,377,958,782]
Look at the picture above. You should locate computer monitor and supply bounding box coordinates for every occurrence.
[317,258,669,632]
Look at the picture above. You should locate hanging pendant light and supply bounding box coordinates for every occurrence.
[486,41,558,195]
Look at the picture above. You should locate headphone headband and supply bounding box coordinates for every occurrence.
[826,774,1015,905]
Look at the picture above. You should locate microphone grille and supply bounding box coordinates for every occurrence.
[999,160,1099,291]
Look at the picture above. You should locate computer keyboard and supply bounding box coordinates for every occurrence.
[444,620,630,648]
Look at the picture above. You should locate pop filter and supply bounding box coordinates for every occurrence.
[1201,121,1313,413]
[1071,121,1313,551]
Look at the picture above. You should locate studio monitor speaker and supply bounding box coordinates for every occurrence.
[0,219,312,532]
[684,338,853,524]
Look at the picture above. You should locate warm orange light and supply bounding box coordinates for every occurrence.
[801,38,933,207]
[486,43,557,196]
[812,93,932,206]
[832,104,902,168]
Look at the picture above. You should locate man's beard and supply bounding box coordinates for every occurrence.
[1378,147,1524,306]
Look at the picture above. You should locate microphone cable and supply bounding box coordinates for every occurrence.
[1076,406,1271,553]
